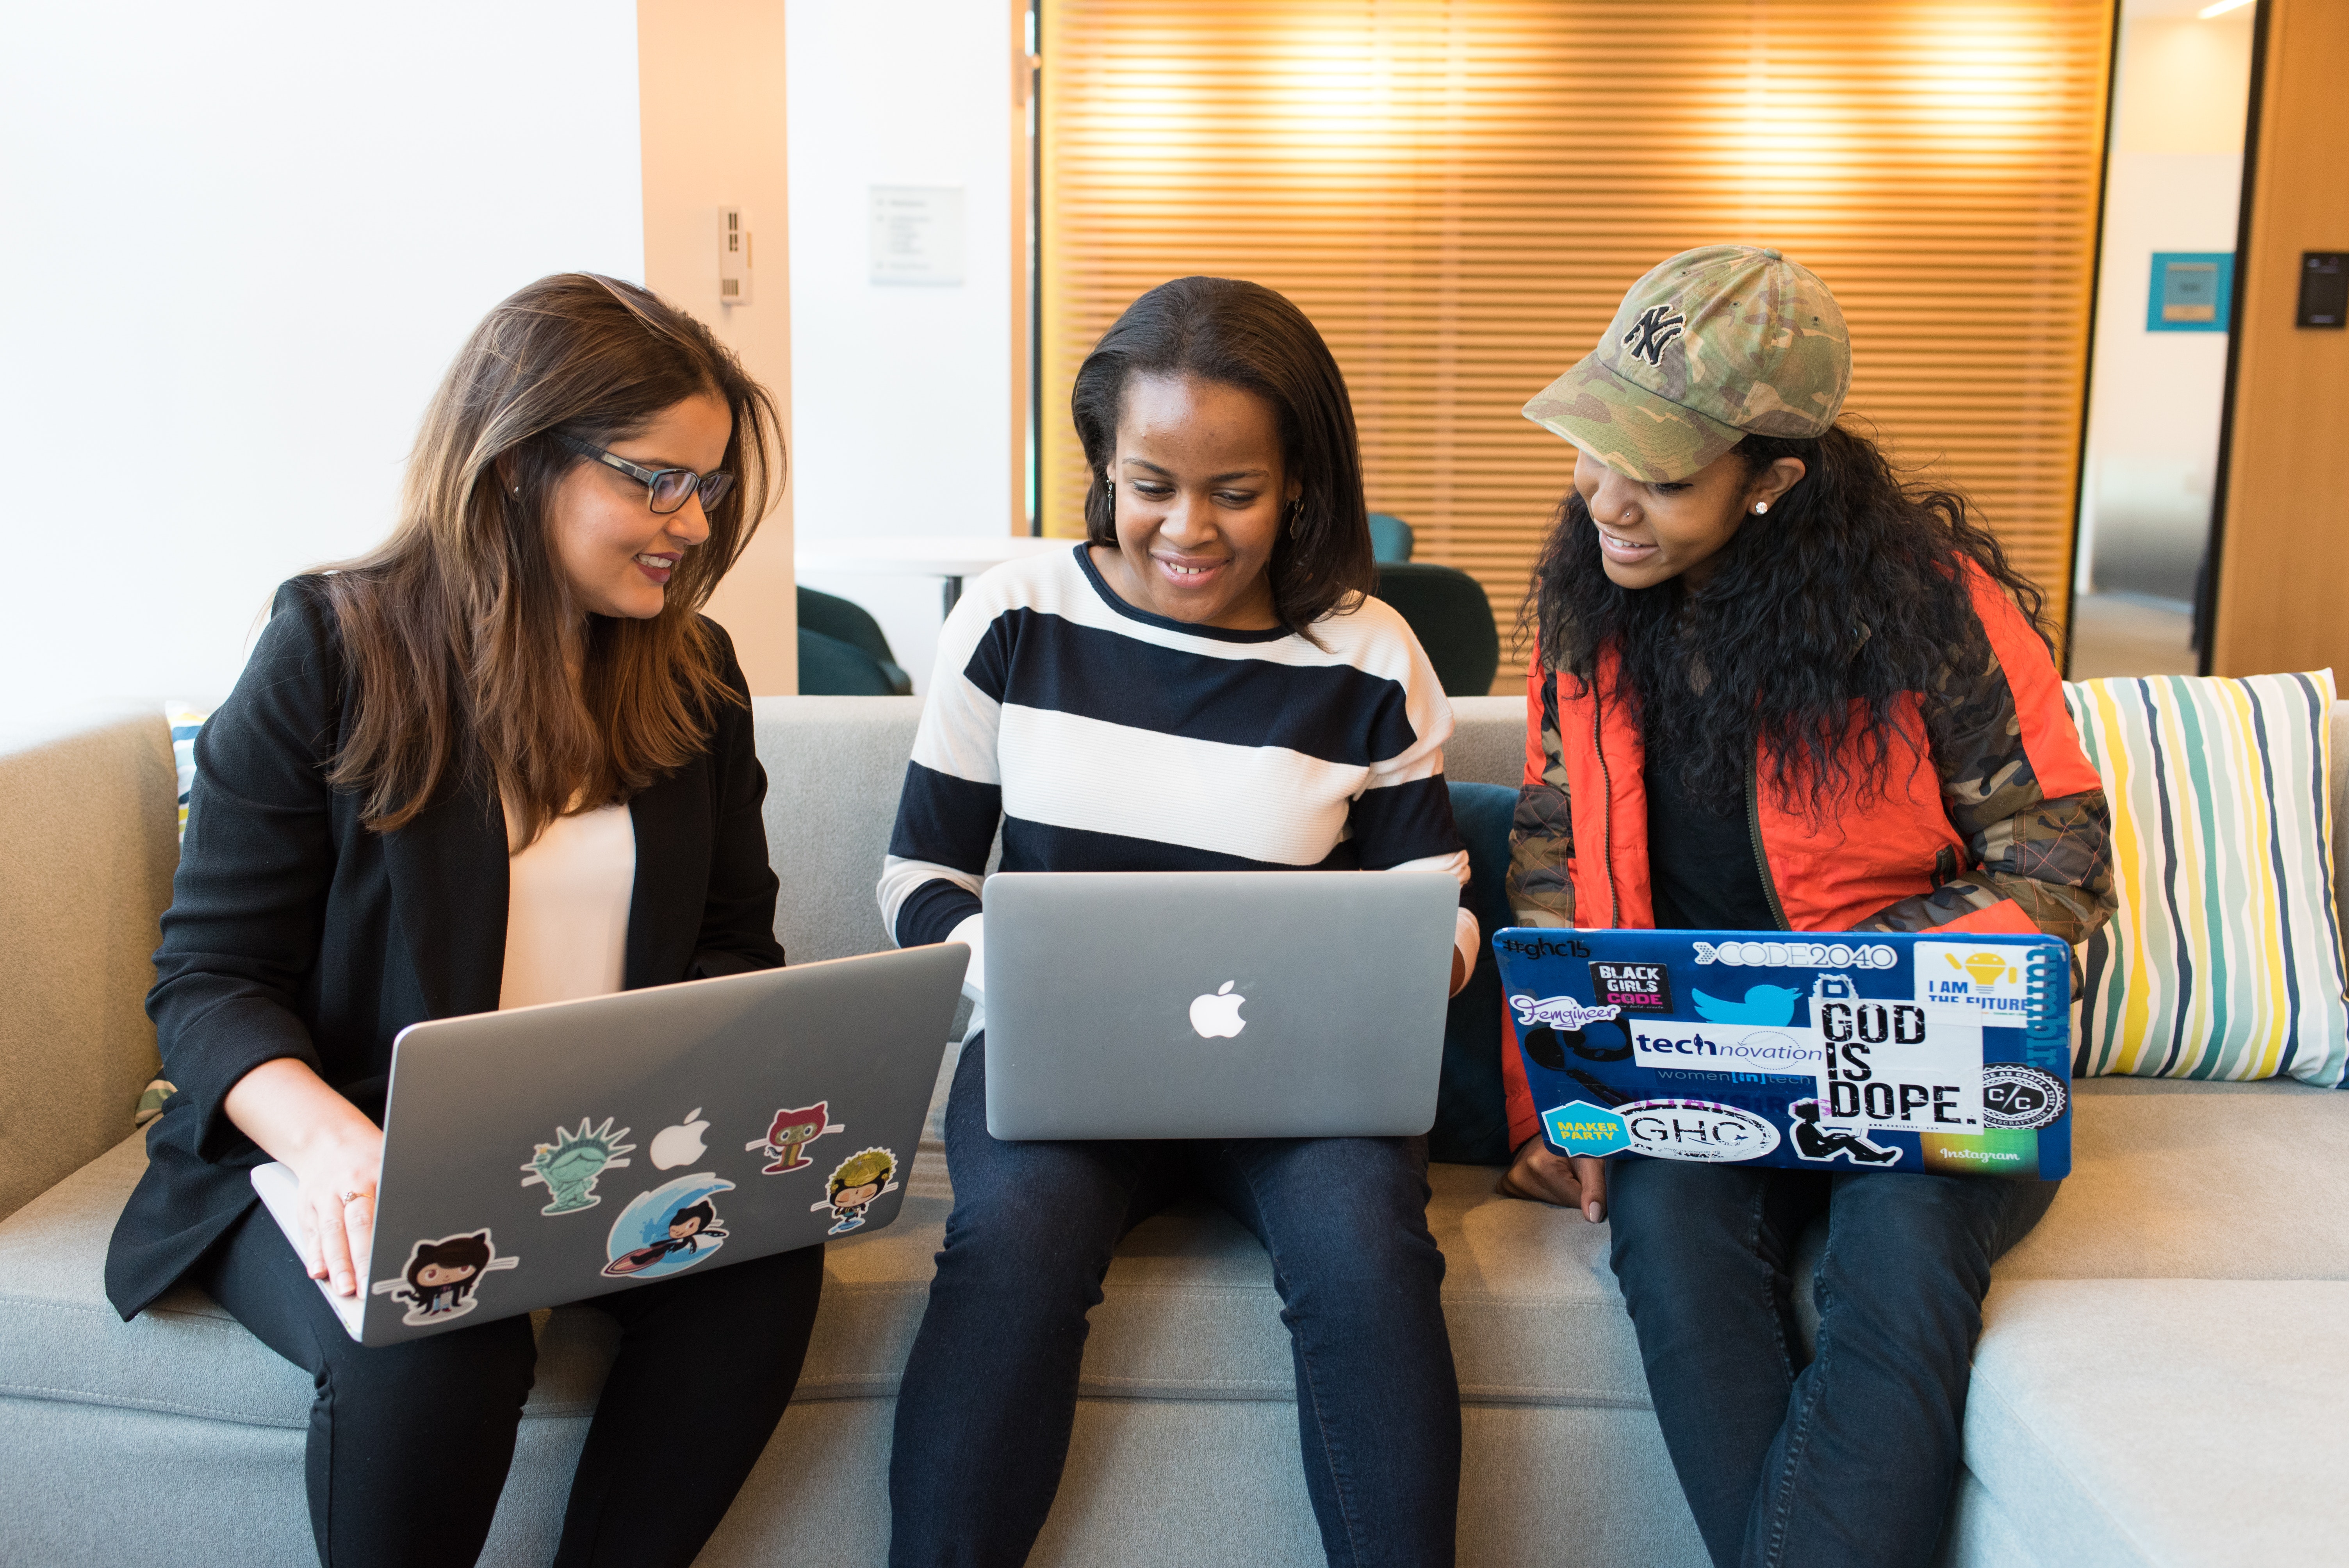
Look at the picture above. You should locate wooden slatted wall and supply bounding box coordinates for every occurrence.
[1041,0,2112,688]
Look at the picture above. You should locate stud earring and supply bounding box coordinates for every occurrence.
[1752,502,1770,515]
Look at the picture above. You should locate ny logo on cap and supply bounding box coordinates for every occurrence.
[1622,303,1686,367]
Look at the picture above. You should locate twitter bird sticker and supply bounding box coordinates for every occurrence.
[1690,984,1805,1026]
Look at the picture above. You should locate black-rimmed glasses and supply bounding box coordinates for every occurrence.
[556,434,736,516]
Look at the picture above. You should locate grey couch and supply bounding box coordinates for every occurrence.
[3,695,2346,1566]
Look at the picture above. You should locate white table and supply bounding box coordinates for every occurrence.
[795,535,1070,617]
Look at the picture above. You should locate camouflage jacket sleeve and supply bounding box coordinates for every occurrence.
[1854,625,2115,944]
[1505,668,1578,928]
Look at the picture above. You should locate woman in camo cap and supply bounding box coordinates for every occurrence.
[1497,245,2114,1568]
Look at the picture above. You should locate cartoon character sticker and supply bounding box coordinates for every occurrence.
[812,1147,900,1235]
[747,1100,847,1174]
[519,1117,636,1214]
[602,1173,736,1280]
[371,1230,520,1325]
[1786,1099,1903,1166]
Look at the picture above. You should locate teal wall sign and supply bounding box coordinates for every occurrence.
[2147,252,2234,333]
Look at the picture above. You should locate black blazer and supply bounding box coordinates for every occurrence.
[105,578,787,1319]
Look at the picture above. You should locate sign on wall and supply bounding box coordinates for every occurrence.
[2148,252,2235,332]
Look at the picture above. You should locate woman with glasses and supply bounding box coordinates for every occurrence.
[104,274,812,1568]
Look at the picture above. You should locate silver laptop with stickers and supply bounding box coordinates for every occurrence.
[979,870,1460,1140]
[251,945,966,1345]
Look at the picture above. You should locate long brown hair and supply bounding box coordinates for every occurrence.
[319,273,782,837]
[1071,276,1374,634]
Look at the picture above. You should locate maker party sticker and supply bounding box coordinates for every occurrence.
[1542,1100,1630,1157]
[1615,1099,1782,1164]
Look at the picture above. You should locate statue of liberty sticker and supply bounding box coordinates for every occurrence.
[519,1116,636,1215]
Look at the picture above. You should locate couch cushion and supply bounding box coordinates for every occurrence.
[1966,1278,2349,1567]
[1784,1075,2349,1351]
[754,696,924,966]
[1993,1077,2349,1281]
[6,1047,1652,1427]
[2066,673,2349,1087]
[807,1043,1651,1408]
[0,1135,618,1430]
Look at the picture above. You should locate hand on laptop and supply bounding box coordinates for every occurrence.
[1496,1137,1608,1224]
[223,1057,385,1297]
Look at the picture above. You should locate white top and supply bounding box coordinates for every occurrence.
[498,800,636,1011]
[876,545,1478,1005]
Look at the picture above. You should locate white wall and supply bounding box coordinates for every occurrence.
[2076,0,2256,604]
[0,2,644,718]
[786,0,1020,692]
[640,0,797,694]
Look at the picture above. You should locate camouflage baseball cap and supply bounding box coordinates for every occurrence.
[1522,245,1851,483]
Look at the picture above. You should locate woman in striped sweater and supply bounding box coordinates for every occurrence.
[878,277,1472,1568]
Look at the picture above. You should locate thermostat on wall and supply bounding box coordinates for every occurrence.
[718,206,753,307]
[2297,253,2346,329]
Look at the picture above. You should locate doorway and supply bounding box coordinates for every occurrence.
[2067,0,2258,679]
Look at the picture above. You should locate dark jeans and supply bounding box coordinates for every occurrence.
[200,1202,824,1568]
[1607,1159,2058,1568]
[888,1034,1461,1568]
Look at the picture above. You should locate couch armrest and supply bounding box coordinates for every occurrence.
[0,709,176,1221]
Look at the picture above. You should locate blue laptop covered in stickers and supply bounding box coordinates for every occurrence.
[1490,928,2074,1179]
[250,945,966,1346]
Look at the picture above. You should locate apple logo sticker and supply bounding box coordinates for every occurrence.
[649,1109,711,1171]
[1189,981,1247,1039]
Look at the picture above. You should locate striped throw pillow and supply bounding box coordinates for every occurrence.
[2065,671,2348,1087]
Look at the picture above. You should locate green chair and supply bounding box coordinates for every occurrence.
[1372,563,1499,697]
[797,586,913,696]
[1368,512,1415,563]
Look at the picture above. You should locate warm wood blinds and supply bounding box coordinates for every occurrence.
[1041,0,2112,690]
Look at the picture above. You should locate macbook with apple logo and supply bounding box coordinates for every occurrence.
[978,870,1461,1140]
[248,943,967,1345]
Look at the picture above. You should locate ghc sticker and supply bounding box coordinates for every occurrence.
[1542,1100,1631,1157]
[1614,1099,1782,1163]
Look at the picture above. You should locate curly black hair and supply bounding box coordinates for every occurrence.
[1525,422,2050,816]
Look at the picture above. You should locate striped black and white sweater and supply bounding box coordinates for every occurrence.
[877,544,1477,984]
